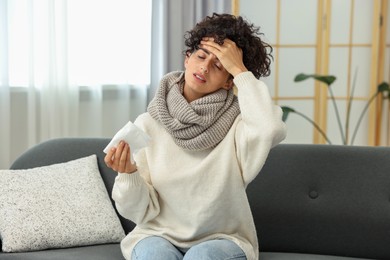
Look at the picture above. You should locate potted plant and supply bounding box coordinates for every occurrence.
[282,73,389,145]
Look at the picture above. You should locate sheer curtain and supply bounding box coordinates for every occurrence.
[0,0,150,169]
[0,0,11,169]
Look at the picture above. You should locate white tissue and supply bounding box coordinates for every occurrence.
[103,121,150,163]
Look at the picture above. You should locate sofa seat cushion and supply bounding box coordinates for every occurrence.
[0,248,374,260]
[260,252,375,260]
[0,244,124,260]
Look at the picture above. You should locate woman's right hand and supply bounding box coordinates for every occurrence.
[104,140,137,173]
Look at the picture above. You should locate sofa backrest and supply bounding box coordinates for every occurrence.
[247,143,390,259]
[9,139,390,259]
[9,138,136,235]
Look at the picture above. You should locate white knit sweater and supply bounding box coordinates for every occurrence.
[112,71,287,260]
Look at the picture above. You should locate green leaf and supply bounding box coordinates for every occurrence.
[294,73,312,82]
[313,75,336,85]
[378,82,390,93]
[294,73,336,86]
[281,106,295,122]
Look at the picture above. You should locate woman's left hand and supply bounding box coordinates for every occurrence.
[200,37,248,77]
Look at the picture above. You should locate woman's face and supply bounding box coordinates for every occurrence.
[183,48,232,103]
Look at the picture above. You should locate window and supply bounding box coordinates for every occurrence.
[7,0,152,87]
[237,0,389,146]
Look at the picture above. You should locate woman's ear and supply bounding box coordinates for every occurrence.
[184,51,191,68]
[222,79,234,90]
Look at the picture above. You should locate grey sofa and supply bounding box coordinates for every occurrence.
[1,138,390,260]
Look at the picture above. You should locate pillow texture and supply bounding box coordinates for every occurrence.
[0,155,125,252]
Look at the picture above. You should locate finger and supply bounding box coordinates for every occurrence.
[205,38,238,52]
[202,37,212,42]
[200,39,219,48]
[104,147,116,167]
[221,38,236,46]
[202,37,226,45]
[119,143,129,172]
[125,146,138,173]
[126,148,131,171]
[114,141,125,166]
[200,42,220,56]
[200,39,231,55]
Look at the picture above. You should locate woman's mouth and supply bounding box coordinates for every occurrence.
[193,73,206,83]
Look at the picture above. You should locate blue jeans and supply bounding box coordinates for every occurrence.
[131,236,247,260]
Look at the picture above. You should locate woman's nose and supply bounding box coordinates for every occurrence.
[201,61,211,73]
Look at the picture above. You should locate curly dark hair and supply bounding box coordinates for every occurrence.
[183,13,273,79]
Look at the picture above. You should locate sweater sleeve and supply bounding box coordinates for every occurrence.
[111,149,160,225]
[234,71,287,186]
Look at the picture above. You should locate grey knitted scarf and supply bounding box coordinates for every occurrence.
[147,71,240,151]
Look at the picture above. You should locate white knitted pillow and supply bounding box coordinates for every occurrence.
[0,155,125,252]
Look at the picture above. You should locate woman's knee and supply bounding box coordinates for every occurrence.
[184,239,246,260]
[132,236,183,260]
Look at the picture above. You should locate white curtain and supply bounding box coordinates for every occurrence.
[0,0,10,168]
[0,0,149,169]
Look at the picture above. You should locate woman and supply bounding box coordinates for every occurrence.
[105,13,287,260]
